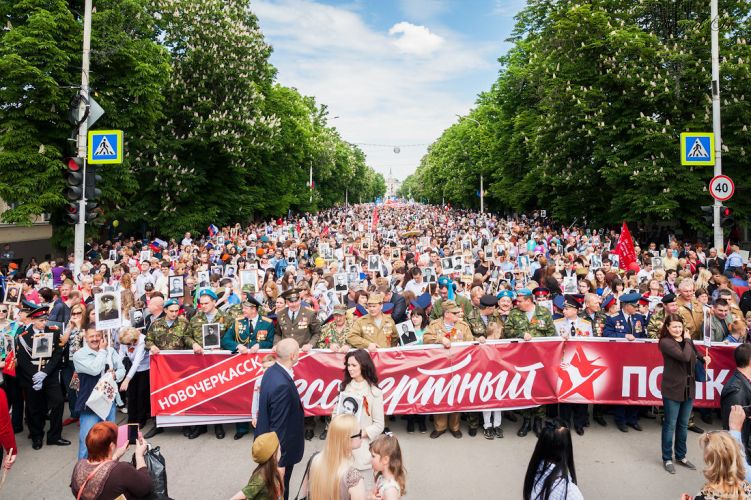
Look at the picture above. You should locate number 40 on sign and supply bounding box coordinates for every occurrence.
[709,175,734,202]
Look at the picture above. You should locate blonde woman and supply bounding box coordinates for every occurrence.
[681,432,751,499]
[695,268,713,292]
[304,414,366,500]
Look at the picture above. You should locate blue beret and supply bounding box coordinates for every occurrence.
[517,288,533,297]
[164,298,179,308]
[496,290,515,300]
[199,289,218,300]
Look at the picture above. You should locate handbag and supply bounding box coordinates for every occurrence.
[132,445,172,500]
[294,451,319,500]
[85,350,117,420]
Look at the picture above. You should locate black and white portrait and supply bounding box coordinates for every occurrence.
[336,392,363,420]
[367,254,380,272]
[590,254,603,269]
[3,285,21,305]
[211,265,223,277]
[108,249,117,261]
[651,256,664,270]
[562,276,578,294]
[441,257,453,271]
[139,250,151,262]
[240,270,257,290]
[334,273,349,293]
[168,276,184,298]
[610,254,620,269]
[2,334,13,355]
[31,332,53,359]
[391,248,401,259]
[95,291,122,329]
[452,256,463,273]
[202,323,221,350]
[129,308,145,330]
[396,321,417,346]
[422,267,436,284]
[197,270,211,289]
[224,265,237,278]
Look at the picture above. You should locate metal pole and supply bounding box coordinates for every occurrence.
[74,0,93,277]
[710,0,723,252]
[480,174,484,213]
[309,163,313,204]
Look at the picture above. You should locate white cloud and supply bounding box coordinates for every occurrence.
[253,0,499,181]
[388,21,444,56]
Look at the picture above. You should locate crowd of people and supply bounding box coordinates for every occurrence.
[2,202,751,498]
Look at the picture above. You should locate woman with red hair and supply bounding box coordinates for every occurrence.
[70,421,152,499]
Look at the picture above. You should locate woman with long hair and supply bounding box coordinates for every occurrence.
[523,419,582,500]
[231,432,284,500]
[659,313,710,474]
[306,414,366,500]
[332,350,384,477]
[405,307,429,434]
[684,432,751,499]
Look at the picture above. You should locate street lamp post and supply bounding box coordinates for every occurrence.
[710,0,724,252]
[457,114,485,213]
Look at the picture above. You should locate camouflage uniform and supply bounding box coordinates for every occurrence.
[189,309,231,347]
[647,306,666,339]
[504,306,556,338]
[430,295,473,321]
[465,306,505,339]
[317,320,352,349]
[145,316,194,350]
[503,305,555,433]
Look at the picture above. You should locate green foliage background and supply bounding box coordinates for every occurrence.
[0,0,386,241]
[399,0,751,235]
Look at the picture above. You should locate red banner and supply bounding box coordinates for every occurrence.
[150,339,736,419]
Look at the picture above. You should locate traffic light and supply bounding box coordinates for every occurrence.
[84,165,102,222]
[700,205,713,226]
[64,157,84,224]
[721,206,734,227]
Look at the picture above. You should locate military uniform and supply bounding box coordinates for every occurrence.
[423,317,473,434]
[190,309,231,348]
[504,306,556,338]
[274,307,321,347]
[15,325,65,447]
[430,295,473,321]
[465,306,505,339]
[504,304,555,435]
[145,316,193,350]
[222,315,275,352]
[553,317,593,337]
[579,310,607,337]
[317,320,352,349]
[647,307,666,339]
[347,314,397,348]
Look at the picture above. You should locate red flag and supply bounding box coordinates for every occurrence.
[725,239,732,256]
[371,206,379,232]
[613,222,637,270]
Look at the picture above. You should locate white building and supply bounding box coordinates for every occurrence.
[385,169,401,198]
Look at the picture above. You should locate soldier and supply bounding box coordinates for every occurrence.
[603,292,647,433]
[580,293,606,337]
[429,278,473,321]
[647,294,679,339]
[505,288,556,437]
[15,305,69,450]
[317,304,351,352]
[554,295,592,435]
[222,293,274,440]
[347,293,397,351]
[423,300,474,439]
[143,298,196,439]
[275,288,321,440]
[188,288,231,439]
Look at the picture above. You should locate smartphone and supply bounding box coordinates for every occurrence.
[127,423,139,445]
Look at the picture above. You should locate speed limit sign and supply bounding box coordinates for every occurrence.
[709,175,734,202]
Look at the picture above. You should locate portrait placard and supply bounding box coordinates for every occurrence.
[94,291,122,330]
[3,285,21,305]
[396,321,418,346]
[202,323,221,350]
[31,332,54,359]
[168,275,185,298]
[336,392,364,420]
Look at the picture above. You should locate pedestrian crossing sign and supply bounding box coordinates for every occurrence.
[680,132,714,166]
[87,130,123,164]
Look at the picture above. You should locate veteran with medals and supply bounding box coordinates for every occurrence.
[222,293,274,440]
[15,305,69,450]
[347,293,397,351]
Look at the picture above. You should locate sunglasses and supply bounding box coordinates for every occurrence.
[0,310,7,314]
[71,311,83,316]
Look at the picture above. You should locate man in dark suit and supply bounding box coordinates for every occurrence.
[381,286,407,324]
[603,292,648,432]
[255,338,304,500]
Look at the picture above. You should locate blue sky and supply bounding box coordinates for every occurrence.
[253,0,526,181]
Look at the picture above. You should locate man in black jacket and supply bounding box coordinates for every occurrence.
[721,343,751,463]
[380,285,407,324]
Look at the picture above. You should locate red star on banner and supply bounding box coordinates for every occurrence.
[558,343,607,401]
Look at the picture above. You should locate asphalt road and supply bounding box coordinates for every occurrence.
[4,410,713,499]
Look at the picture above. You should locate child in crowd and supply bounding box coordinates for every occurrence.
[231,431,283,500]
[369,434,406,500]
[724,319,747,344]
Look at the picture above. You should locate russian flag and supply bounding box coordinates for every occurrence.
[208,224,219,237]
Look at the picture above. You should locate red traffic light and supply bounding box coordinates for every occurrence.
[65,157,84,172]
[722,207,733,217]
